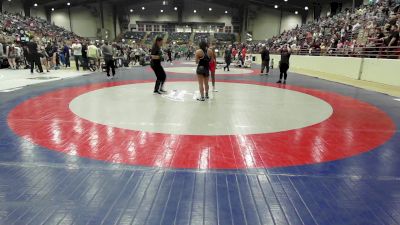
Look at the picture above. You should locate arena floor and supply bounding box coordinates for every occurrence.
[0,61,399,225]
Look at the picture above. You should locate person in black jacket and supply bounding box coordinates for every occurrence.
[150,37,167,94]
[260,46,270,75]
[26,38,43,74]
[277,45,292,84]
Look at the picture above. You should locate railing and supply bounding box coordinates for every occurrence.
[268,46,400,59]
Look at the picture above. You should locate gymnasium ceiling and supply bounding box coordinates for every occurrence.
[26,0,352,13]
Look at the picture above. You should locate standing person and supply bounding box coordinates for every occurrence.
[186,47,191,60]
[26,38,43,74]
[45,42,54,69]
[88,41,99,70]
[0,40,4,65]
[39,45,50,73]
[277,45,292,84]
[208,46,218,92]
[101,41,116,79]
[150,37,167,94]
[223,46,232,71]
[81,41,88,70]
[63,43,70,68]
[195,41,213,101]
[241,45,247,66]
[260,46,270,75]
[7,44,17,69]
[232,47,237,60]
[71,40,82,71]
[166,47,173,64]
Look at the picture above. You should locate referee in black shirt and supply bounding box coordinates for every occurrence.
[150,37,167,94]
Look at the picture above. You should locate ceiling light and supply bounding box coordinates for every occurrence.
[162,1,166,5]
[51,8,54,11]
[142,6,145,10]
[194,9,197,13]
[67,2,70,6]
[225,10,228,14]
[305,6,309,10]
[130,9,133,12]
[284,0,288,2]
[295,11,298,14]
[174,7,177,10]
[160,9,164,12]
[209,8,212,11]
[274,5,278,8]
[34,3,38,6]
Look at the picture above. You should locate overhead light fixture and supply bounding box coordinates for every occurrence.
[142,6,145,10]
[8,0,11,2]
[130,9,133,12]
[34,3,38,6]
[225,10,228,14]
[162,1,166,5]
[284,0,288,2]
[295,11,298,14]
[209,8,212,11]
[174,6,177,10]
[305,6,309,10]
[274,5,278,8]
[51,8,54,11]
[160,9,164,12]
[67,2,70,6]
[194,9,197,13]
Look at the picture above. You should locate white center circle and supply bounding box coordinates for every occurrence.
[164,66,255,75]
[69,82,333,135]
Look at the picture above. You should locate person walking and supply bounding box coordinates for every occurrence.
[260,46,270,75]
[195,41,213,101]
[150,37,167,94]
[223,46,232,71]
[101,41,116,79]
[277,45,292,84]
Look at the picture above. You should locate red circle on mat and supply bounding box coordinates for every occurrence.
[7,80,396,169]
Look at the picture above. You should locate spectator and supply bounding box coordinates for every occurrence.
[71,40,82,71]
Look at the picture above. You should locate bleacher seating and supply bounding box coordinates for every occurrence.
[194,33,210,43]
[123,31,146,42]
[214,33,236,42]
[168,32,191,43]
[145,32,166,44]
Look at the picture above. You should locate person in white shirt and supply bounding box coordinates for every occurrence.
[71,40,82,71]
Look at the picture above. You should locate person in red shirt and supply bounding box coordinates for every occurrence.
[241,46,247,65]
[231,47,237,60]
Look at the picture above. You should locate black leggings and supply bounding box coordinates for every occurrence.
[279,63,289,80]
[105,59,115,76]
[29,55,43,73]
[224,60,231,70]
[151,63,166,92]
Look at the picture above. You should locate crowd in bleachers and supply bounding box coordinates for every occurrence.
[145,32,165,44]
[123,31,146,42]
[0,11,81,44]
[256,0,400,58]
[168,32,191,43]
[214,33,236,42]
[194,33,210,43]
